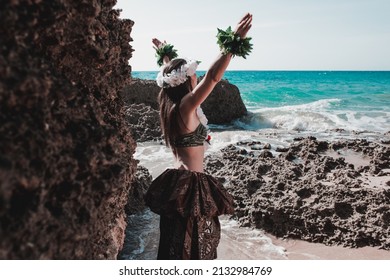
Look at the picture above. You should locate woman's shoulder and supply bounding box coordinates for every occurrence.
[176,105,202,132]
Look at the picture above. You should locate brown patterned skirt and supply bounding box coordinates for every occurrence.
[144,168,234,260]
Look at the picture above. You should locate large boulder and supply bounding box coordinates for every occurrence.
[121,78,160,110]
[0,0,136,259]
[201,78,247,124]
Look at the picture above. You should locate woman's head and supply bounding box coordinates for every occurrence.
[162,58,194,102]
[157,58,198,101]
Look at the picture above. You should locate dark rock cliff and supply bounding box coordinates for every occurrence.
[0,0,136,259]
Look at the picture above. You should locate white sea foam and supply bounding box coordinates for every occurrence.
[218,216,287,260]
[134,142,173,178]
[237,99,390,133]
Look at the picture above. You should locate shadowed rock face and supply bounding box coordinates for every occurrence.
[0,0,136,259]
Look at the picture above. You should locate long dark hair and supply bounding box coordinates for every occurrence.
[158,58,194,149]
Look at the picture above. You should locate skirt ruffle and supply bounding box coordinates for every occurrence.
[144,168,234,260]
[144,168,234,218]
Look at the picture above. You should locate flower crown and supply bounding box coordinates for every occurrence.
[156,59,199,88]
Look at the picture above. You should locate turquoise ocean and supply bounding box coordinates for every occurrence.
[122,71,390,260]
[132,71,390,134]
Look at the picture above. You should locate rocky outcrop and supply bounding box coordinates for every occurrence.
[124,104,162,142]
[205,137,390,249]
[125,165,152,215]
[120,77,247,126]
[0,0,136,259]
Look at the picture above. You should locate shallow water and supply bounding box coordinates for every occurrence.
[118,209,159,260]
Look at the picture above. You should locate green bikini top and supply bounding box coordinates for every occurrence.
[173,122,208,148]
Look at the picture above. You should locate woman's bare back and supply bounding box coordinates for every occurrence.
[173,108,206,172]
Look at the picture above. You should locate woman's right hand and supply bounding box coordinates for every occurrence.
[234,13,253,39]
[152,38,166,49]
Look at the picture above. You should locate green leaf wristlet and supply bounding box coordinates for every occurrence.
[216,26,253,59]
[155,44,178,66]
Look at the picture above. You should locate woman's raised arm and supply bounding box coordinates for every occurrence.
[181,13,253,112]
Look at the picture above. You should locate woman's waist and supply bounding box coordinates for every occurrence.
[174,160,204,173]
[174,146,204,160]
[174,152,204,173]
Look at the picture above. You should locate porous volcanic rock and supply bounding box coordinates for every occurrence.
[124,104,162,142]
[125,165,152,215]
[0,0,136,259]
[205,137,390,249]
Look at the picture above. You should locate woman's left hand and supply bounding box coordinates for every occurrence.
[234,13,253,39]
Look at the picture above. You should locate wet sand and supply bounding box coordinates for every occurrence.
[269,236,390,260]
[218,216,390,260]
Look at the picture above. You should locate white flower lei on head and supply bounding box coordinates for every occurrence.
[156,59,199,88]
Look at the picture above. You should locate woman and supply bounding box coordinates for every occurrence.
[145,13,253,260]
